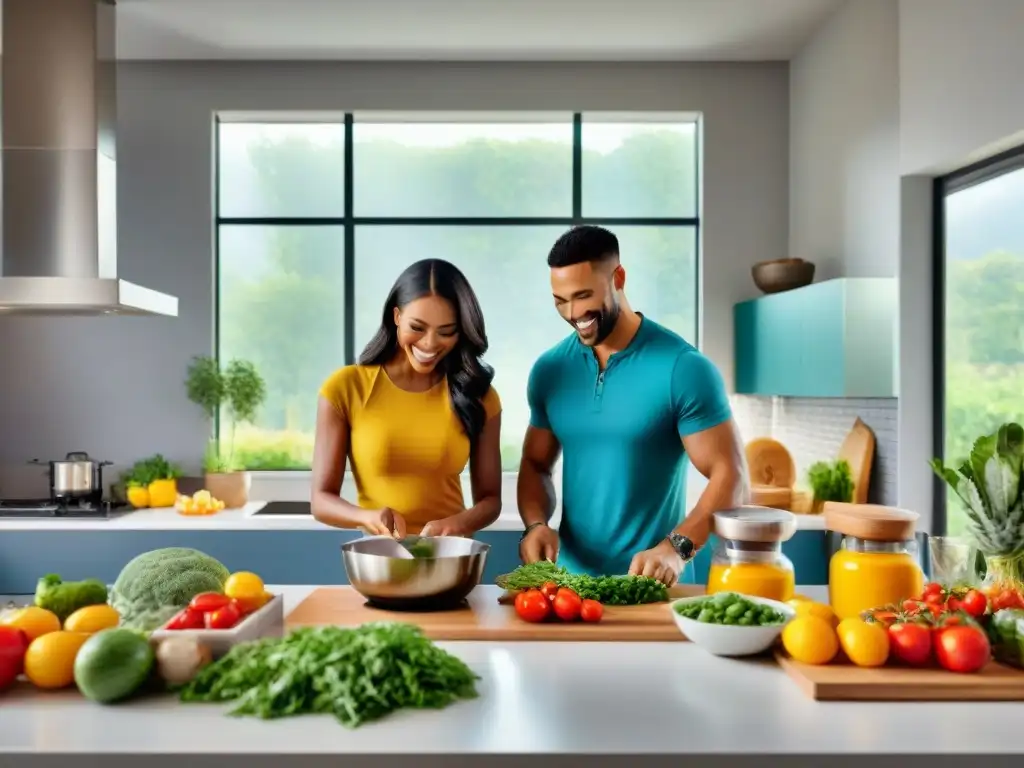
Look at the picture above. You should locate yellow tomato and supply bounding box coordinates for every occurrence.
[781,615,840,665]
[126,485,150,508]
[787,599,839,628]
[24,631,89,689]
[837,617,890,668]
[1,606,61,641]
[63,604,120,634]
[224,572,265,600]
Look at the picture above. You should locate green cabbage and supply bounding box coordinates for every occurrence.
[110,547,230,631]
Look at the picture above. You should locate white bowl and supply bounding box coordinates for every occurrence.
[669,593,797,657]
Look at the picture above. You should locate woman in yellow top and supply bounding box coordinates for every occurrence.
[311,258,503,538]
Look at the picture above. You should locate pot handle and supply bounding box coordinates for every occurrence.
[27,459,46,466]
[65,451,90,460]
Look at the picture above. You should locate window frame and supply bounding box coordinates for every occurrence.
[214,111,703,511]
[931,142,1024,535]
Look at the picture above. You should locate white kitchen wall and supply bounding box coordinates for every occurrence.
[899,0,1024,175]
[788,0,900,280]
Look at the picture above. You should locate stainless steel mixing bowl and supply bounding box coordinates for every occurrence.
[341,536,490,611]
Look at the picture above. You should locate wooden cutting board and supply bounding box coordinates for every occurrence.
[285,584,702,641]
[776,651,1024,701]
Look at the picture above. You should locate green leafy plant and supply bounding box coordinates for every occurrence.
[122,454,182,488]
[185,355,267,472]
[807,459,854,505]
[932,422,1024,589]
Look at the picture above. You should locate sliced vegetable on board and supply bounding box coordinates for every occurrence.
[496,561,667,605]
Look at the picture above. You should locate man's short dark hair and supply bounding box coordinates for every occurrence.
[547,225,620,268]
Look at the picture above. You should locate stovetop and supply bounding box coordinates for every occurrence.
[0,498,133,519]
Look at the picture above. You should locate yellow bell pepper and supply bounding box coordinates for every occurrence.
[147,478,178,508]
[126,485,150,508]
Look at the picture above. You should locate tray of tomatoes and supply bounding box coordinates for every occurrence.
[150,572,284,658]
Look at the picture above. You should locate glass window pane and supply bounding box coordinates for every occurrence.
[218,123,345,218]
[942,165,1024,537]
[602,226,698,342]
[218,225,345,470]
[354,225,698,470]
[581,117,698,218]
[353,118,573,217]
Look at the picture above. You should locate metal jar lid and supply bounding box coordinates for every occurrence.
[713,506,798,544]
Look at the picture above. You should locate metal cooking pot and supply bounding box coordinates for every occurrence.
[341,536,490,611]
[30,451,112,499]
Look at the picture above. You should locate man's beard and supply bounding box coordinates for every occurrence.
[574,301,620,346]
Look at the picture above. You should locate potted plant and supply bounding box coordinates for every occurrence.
[185,355,267,508]
[122,454,183,509]
[807,459,854,514]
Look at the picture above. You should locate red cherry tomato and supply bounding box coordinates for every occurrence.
[189,592,231,614]
[514,589,551,623]
[165,607,205,630]
[205,601,242,630]
[580,599,604,623]
[934,625,990,674]
[959,589,988,618]
[922,582,943,600]
[552,590,582,621]
[539,582,559,601]
[887,622,931,666]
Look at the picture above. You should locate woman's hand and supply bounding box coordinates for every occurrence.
[359,507,407,538]
[420,514,470,538]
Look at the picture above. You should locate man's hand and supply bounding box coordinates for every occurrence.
[420,514,470,538]
[519,524,559,564]
[628,539,685,587]
[359,507,407,538]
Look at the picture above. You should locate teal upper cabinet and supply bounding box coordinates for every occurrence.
[734,277,896,397]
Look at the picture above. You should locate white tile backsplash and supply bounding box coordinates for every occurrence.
[731,395,898,505]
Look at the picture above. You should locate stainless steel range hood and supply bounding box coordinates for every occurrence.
[0,0,178,316]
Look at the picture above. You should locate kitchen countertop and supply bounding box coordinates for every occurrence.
[0,501,827,532]
[0,585,1020,766]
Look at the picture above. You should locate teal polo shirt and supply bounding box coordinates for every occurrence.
[526,315,732,576]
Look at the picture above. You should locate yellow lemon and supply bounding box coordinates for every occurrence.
[781,615,839,665]
[788,599,839,628]
[63,604,120,634]
[24,631,89,689]
[224,571,265,600]
[0,606,61,642]
[837,617,890,668]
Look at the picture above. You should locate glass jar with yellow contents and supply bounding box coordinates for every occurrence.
[707,507,798,602]
[825,502,924,621]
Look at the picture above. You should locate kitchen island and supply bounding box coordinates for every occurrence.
[0,586,1022,768]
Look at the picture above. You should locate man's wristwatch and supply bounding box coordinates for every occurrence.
[666,533,696,563]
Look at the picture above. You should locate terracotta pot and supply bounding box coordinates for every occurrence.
[204,471,251,509]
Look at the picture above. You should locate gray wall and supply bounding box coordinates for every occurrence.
[0,61,789,492]
[788,0,900,279]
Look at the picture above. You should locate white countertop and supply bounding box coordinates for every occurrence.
[0,584,1021,761]
[0,501,826,532]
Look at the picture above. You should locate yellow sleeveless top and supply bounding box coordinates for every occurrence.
[318,364,501,533]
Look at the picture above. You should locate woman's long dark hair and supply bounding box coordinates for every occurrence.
[359,259,494,445]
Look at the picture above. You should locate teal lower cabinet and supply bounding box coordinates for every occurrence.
[0,529,834,594]
[733,277,896,397]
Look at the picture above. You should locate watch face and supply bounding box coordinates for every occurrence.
[671,534,694,559]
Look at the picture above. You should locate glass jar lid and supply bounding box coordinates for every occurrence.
[713,506,797,544]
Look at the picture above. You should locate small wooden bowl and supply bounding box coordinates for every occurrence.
[752,258,815,294]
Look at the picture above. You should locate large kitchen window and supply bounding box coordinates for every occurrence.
[215,112,700,473]
[935,145,1024,536]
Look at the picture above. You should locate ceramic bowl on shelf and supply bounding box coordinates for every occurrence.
[751,258,815,294]
[669,593,797,657]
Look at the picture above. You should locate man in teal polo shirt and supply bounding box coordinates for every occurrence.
[517,225,748,585]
